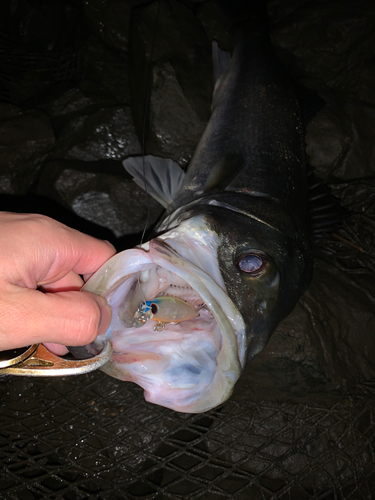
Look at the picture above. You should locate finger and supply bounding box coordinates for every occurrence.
[40,271,84,293]
[0,213,116,286]
[36,230,116,285]
[43,343,69,356]
[0,287,112,350]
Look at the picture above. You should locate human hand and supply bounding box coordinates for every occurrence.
[0,212,116,356]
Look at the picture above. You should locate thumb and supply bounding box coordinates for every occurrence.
[41,290,112,346]
[0,287,112,350]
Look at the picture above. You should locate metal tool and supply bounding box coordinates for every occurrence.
[0,340,112,376]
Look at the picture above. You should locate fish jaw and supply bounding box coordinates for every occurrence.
[80,228,246,413]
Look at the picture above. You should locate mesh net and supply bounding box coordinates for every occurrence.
[1,373,374,499]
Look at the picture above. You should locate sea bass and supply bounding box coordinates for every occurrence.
[72,0,316,413]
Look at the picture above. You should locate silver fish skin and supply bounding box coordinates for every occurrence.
[73,0,313,413]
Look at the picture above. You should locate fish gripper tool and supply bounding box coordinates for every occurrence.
[0,340,112,376]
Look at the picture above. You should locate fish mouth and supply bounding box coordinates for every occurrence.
[80,236,246,413]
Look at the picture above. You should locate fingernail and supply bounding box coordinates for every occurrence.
[104,240,116,251]
[98,303,112,335]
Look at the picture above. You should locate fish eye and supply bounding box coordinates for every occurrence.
[236,252,267,276]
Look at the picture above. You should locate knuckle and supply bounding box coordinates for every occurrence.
[25,214,56,237]
[73,293,101,345]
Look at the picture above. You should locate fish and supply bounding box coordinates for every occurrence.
[70,0,325,413]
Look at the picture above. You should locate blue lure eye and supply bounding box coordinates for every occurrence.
[237,253,265,274]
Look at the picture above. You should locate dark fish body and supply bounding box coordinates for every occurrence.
[158,0,313,361]
[77,0,316,412]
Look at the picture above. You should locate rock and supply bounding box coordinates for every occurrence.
[53,105,141,161]
[337,102,375,179]
[83,0,149,53]
[148,62,208,167]
[0,108,55,194]
[129,0,213,167]
[79,34,130,103]
[38,160,164,238]
[0,103,22,121]
[270,1,375,92]
[24,81,117,133]
[305,105,351,179]
[269,2,375,180]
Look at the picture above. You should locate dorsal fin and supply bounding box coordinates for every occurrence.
[212,42,232,109]
[123,155,185,208]
[212,41,231,82]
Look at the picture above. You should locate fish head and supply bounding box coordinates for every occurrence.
[160,192,312,363]
[199,193,313,362]
[72,193,311,413]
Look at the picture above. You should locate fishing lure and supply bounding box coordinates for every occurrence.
[133,297,199,330]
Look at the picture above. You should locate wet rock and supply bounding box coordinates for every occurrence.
[306,105,351,180]
[83,0,130,52]
[25,81,117,133]
[270,2,375,91]
[270,1,375,179]
[83,0,148,53]
[148,62,208,167]
[305,94,375,180]
[337,102,375,179]
[0,108,55,194]
[53,105,141,161]
[129,0,213,167]
[38,160,163,238]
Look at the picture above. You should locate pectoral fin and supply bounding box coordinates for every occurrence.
[123,155,185,208]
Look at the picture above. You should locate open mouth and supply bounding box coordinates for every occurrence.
[82,238,246,413]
